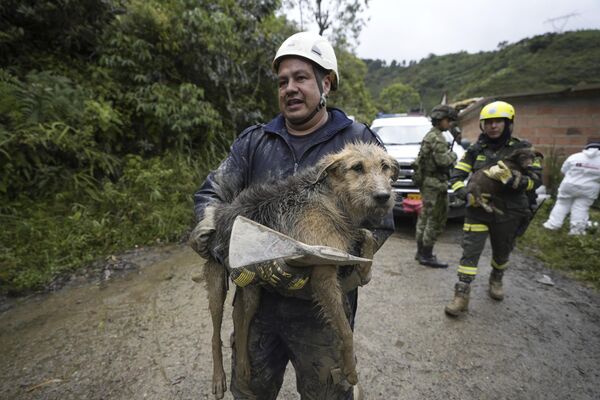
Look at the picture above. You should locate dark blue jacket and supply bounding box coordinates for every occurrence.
[194,108,395,246]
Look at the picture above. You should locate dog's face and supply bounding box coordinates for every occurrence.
[317,142,399,219]
[509,148,543,170]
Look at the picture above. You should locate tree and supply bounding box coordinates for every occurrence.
[282,0,369,47]
[328,48,376,123]
[377,82,421,114]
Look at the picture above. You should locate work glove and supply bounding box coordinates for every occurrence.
[466,192,491,208]
[483,160,514,185]
[189,205,217,259]
[254,260,311,291]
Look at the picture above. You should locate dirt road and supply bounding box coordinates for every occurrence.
[1,220,599,399]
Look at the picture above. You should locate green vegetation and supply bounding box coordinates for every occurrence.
[519,202,600,289]
[364,30,600,112]
[0,0,376,295]
[377,82,420,114]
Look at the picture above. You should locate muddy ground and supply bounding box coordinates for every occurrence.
[1,220,599,400]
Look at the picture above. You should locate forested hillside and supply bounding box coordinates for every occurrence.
[364,30,600,111]
[0,0,374,294]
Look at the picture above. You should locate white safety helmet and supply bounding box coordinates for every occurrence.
[272,31,339,90]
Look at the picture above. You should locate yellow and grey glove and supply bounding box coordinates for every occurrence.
[230,259,310,291]
[484,161,515,185]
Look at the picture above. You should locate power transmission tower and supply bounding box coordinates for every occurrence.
[544,12,579,33]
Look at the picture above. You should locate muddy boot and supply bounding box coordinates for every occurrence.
[489,268,504,301]
[444,282,470,316]
[417,245,448,268]
[415,240,423,261]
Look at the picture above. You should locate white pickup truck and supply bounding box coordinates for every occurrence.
[370,114,467,219]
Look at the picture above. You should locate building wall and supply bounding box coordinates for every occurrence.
[459,95,600,158]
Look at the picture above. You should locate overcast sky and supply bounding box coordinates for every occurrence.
[353,0,600,63]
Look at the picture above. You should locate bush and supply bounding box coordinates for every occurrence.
[518,201,600,288]
[0,152,215,295]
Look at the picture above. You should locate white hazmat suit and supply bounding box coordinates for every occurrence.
[543,144,600,234]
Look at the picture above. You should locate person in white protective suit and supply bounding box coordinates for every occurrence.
[543,142,600,235]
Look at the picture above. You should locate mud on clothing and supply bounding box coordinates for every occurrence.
[415,127,457,247]
[449,136,543,280]
[231,290,355,399]
[193,108,394,398]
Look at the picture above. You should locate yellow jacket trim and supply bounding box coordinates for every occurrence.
[491,259,508,270]
[456,161,472,173]
[233,269,256,287]
[452,181,466,191]
[526,177,535,191]
[463,223,489,232]
[458,265,478,275]
[476,155,486,161]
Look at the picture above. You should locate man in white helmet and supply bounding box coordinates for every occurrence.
[543,142,600,235]
[191,32,393,399]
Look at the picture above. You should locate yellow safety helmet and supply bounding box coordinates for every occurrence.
[479,101,515,121]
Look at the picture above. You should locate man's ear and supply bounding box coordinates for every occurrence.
[322,74,332,96]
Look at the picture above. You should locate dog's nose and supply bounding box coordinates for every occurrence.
[373,192,391,204]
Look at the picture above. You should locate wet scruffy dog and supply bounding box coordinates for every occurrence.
[467,148,543,214]
[193,142,399,398]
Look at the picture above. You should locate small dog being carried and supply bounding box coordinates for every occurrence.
[192,142,399,398]
[466,148,543,214]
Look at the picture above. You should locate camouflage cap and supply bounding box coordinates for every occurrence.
[430,105,458,121]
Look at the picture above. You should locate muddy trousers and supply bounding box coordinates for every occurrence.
[230,289,356,400]
[415,186,448,247]
[456,218,520,282]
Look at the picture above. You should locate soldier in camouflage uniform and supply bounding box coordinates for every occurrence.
[444,101,543,317]
[414,105,459,268]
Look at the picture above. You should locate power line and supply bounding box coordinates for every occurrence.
[544,12,580,33]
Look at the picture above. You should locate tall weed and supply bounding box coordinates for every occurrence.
[0,152,218,295]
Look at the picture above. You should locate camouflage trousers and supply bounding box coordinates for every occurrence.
[415,183,448,247]
[230,288,356,400]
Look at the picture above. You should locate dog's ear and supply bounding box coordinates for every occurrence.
[314,153,343,184]
[534,151,544,160]
[389,158,400,181]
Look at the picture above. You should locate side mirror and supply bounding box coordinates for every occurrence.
[460,139,471,150]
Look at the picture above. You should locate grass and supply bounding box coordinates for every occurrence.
[518,200,600,289]
[0,152,214,295]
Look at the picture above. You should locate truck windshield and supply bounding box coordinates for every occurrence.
[372,125,429,145]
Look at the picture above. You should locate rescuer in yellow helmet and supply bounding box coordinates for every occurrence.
[445,100,543,317]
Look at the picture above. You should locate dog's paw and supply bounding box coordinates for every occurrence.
[212,370,227,399]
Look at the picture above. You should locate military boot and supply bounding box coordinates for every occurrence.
[444,282,471,316]
[417,245,448,268]
[415,240,423,261]
[489,268,504,301]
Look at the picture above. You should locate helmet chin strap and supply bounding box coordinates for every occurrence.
[292,65,327,127]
